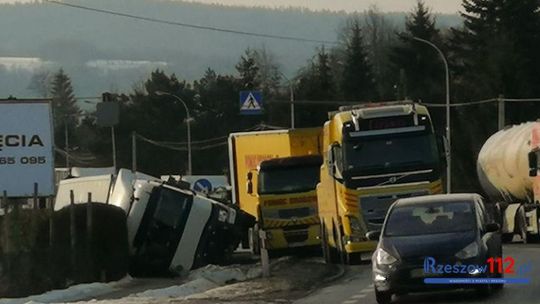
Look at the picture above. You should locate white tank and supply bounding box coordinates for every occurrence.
[477,122,538,202]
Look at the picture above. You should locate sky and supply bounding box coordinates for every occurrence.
[0,0,464,14]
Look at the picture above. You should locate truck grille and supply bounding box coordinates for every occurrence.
[278,207,311,219]
[284,229,309,243]
[359,191,428,231]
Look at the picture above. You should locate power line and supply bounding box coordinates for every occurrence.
[45,0,338,45]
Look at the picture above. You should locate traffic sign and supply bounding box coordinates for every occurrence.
[240,91,263,115]
[193,178,213,194]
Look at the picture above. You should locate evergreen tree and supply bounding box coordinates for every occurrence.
[451,0,540,99]
[50,68,80,155]
[390,1,444,103]
[236,48,260,90]
[363,7,398,100]
[341,17,376,101]
[295,46,338,127]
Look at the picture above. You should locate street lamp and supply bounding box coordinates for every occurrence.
[155,91,193,175]
[412,36,451,193]
[278,72,296,129]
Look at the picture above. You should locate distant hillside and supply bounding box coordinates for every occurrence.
[0,0,462,97]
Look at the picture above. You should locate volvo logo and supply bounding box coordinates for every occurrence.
[388,176,398,184]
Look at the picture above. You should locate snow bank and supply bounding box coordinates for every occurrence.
[1,264,261,304]
[135,264,248,299]
[0,276,133,304]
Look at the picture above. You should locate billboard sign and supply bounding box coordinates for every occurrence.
[0,100,55,197]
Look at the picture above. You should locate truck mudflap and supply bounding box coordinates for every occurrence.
[503,203,520,234]
[525,206,540,235]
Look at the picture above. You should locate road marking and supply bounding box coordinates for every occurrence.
[352,294,367,299]
[342,300,358,304]
[360,288,372,293]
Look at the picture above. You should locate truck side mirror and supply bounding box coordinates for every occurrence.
[246,172,253,194]
[529,151,538,177]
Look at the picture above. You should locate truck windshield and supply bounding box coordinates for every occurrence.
[343,132,438,172]
[384,201,476,236]
[258,165,320,195]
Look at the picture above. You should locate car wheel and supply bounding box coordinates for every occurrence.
[375,289,392,304]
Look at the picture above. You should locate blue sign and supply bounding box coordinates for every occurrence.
[240,91,263,115]
[193,178,213,194]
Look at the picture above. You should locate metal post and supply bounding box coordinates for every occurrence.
[413,37,451,193]
[132,131,137,173]
[187,117,192,175]
[290,85,295,129]
[259,229,270,277]
[86,193,93,247]
[70,190,76,250]
[498,95,505,130]
[64,122,70,169]
[33,183,38,209]
[3,191,9,261]
[111,126,117,172]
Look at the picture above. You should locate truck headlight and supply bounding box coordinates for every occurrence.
[348,216,363,236]
[374,248,397,265]
[455,242,479,259]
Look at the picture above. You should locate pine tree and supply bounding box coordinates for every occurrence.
[390,1,444,102]
[50,68,80,148]
[341,18,376,101]
[451,0,540,99]
[236,49,260,90]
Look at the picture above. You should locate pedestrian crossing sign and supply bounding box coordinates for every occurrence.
[240,91,263,115]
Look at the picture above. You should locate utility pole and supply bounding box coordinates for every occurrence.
[155,91,193,175]
[498,95,505,130]
[64,120,70,168]
[132,131,137,172]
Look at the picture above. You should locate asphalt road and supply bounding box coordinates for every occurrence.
[295,244,540,304]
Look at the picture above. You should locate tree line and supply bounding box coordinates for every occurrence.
[44,0,540,192]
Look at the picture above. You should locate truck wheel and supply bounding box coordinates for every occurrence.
[375,289,392,304]
[517,209,528,244]
[321,222,331,264]
[501,234,514,243]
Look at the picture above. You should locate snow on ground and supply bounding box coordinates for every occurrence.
[0,276,134,304]
[1,264,260,304]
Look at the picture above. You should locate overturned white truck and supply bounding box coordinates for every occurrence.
[54,169,255,275]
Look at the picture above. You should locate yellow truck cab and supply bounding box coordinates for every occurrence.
[317,102,446,263]
[228,128,322,252]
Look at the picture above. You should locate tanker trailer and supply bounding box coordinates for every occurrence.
[477,122,540,243]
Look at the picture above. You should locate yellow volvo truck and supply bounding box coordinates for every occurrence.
[317,102,446,263]
[228,128,322,252]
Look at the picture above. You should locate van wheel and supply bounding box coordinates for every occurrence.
[375,289,392,304]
